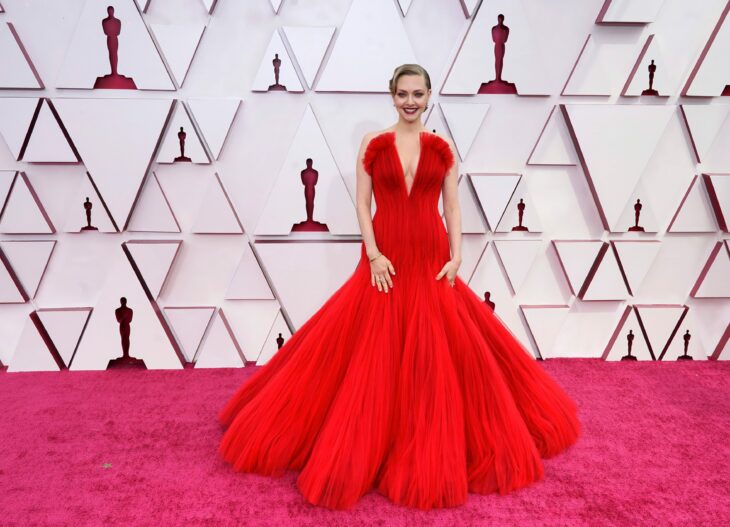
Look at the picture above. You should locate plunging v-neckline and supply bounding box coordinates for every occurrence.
[390,130,426,199]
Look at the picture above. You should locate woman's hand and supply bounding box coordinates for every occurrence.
[436,258,461,288]
[370,254,395,293]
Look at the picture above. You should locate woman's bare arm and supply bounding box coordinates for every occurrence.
[355,132,380,259]
[441,137,462,263]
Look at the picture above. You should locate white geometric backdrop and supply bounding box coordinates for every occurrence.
[0,0,728,371]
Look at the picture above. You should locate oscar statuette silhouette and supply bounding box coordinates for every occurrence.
[621,329,638,361]
[107,297,146,368]
[641,60,659,96]
[268,53,287,91]
[483,291,496,311]
[677,329,694,361]
[81,197,98,231]
[628,199,645,232]
[94,6,137,89]
[291,158,330,232]
[478,14,518,94]
[511,198,529,231]
[174,126,192,162]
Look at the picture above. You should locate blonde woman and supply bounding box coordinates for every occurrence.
[219,64,580,511]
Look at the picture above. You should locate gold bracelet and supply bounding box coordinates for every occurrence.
[369,252,381,262]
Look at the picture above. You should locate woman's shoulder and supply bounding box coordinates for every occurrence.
[361,129,394,175]
[423,130,454,149]
[362,128,395,147]
[361,128,394,157]
[422,130,456,169]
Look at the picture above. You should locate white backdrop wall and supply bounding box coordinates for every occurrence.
[0,0,728,371]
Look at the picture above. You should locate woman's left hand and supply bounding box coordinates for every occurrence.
[435,259,461,288]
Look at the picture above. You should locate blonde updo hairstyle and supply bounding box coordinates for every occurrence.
[388,63,432,95]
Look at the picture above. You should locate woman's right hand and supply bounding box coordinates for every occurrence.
[370,254,396,293]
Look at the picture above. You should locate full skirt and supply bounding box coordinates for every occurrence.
[218,255,580,510]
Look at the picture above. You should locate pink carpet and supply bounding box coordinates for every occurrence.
[1,358,728,527]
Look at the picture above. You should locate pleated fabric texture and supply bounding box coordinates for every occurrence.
[218,130,581,510]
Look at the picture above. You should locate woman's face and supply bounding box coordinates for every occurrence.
[392,74,430,123]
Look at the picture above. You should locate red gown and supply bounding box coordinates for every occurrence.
[218,130,580,510]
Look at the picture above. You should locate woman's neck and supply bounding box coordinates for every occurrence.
[393,119,426,135]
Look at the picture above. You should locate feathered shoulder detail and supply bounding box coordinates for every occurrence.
[423,132,455,172]
[361,130,455,176]
[362,131,393,176]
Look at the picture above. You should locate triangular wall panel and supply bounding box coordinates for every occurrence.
[0,98,38,159]
[0,172,55,234]
[22,100,77,162]
[254,105,359,235]
[127,172,181,233]
[149,23,206,87]
[56,0,174,90]
[192,173,244,234]
[37,308,92,367]
[281,26,335,90]
[195,309,245,368]
[0,22,43,89]
[53,98,173,228]
[316,0,417,92]
[164,306,215,363]
[187,98,241,160]
[0,240,55,298]
[251,29,303,92]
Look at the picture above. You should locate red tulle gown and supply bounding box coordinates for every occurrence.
[218,130,580,510]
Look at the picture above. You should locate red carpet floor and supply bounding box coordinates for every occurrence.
[1,358,728,527]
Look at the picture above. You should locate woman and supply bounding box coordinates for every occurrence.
[218,64,580,511]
